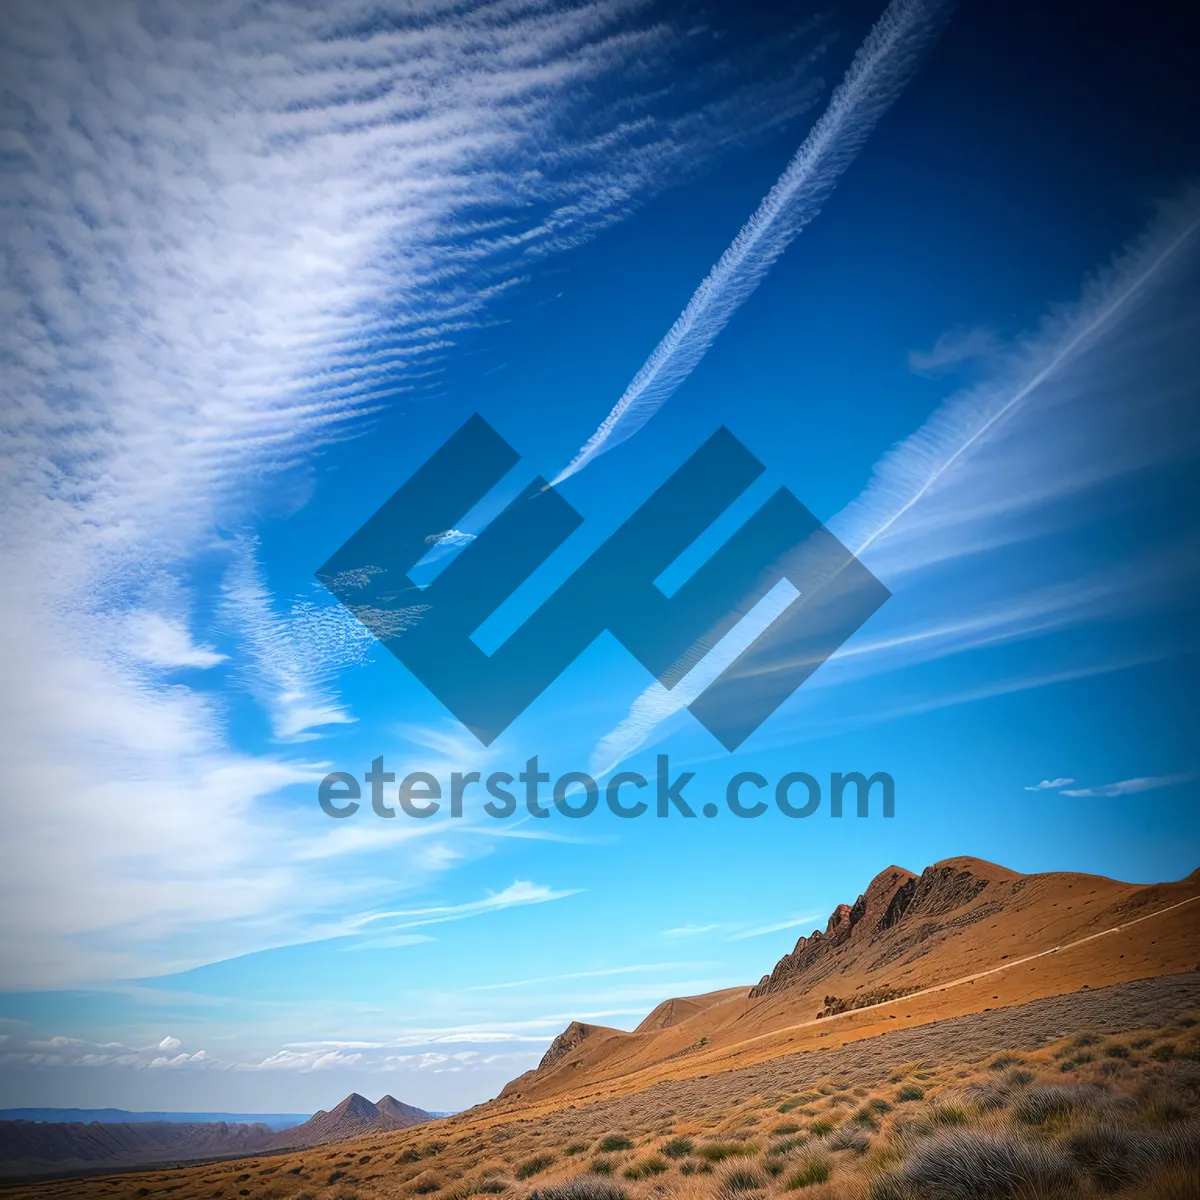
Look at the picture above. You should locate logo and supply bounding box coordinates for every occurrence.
[318,415,888,748]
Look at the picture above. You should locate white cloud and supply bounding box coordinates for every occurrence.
[349,880,582,935]
[1025,778,1075,791]
[127,613,227,670]
[156,1035,182,1052]
[552,0,952,484]
[1060,773,1199,798]
[0,0,817,989]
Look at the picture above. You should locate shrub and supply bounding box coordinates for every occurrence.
[928,1104,968,1127]
[622,1156,667,1181]
[680,1160,713,1176]
[785,1154,832,1189]
[896,1085,925,1102]
[868,1130,1075,1200]
[718,1164,767,1194]
[515,1155,556,1180]
[772,1123,802,1135]
[590,1158,613,1176]
[661,1136,693,1159]
[527,1178,628,1200]
[596,1135,634,1153]
[851,1107,880,1130]
[1104,1043,1131,1059]
[1013,1084,1109,1126]
[1068,1123,1200,1190]
[698,1142,759,1162]
[866,1097,894,1114]
[827,1125,871,1154]
[1005,1068,1035,1087]
[987,1055,1022,1073]
[475,1179,507,1194]
[563,1143,589,1157]
[1153,1044,1178,1062]
[771,1137,806,1155]
[808,1119,837,1136]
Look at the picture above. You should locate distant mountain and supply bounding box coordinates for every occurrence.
[0,1108,308,1131]
[272,1092,431,1150]
[0,1118,277,1179]
[0,1092,433,1179]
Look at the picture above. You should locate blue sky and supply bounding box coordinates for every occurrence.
[0,0,1198,1114]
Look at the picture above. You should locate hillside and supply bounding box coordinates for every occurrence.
[494,856,1200,1109]
[7,972,1200,1200]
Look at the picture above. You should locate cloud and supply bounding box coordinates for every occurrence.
[126,613,227,670]
[156,1035,182,1052]
[0,0,828,990]
[552,0,952,484]
[662,923,726,939]
[1025,778,1075,791]
[465,962,710,992]
[586,187,1200,769]
[907,325,1000,375]
[725,915,819,941]
[349,880,582,934]
[1060,773,1199,798]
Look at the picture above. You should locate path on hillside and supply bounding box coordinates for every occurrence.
[716,891,1200,1058]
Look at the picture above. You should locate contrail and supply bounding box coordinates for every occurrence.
[552,0,953,486]
[587,188,1200,775]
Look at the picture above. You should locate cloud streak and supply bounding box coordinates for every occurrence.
[552,0,952,484]
[1060,773,1199,798]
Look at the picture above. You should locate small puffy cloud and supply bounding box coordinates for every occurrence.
[157,1035,182,1051]
[1025,778,1075,791]
[908,325,1001,376]
[424,529,476,548]
[1060,772,1198,798]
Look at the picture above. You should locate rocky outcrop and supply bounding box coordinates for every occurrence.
[748,859,1019,1000]
[537,1021,591,1071]
[749,865,916,998]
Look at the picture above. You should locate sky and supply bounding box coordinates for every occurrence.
[0,0,1198,1115]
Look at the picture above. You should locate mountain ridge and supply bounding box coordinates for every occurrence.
[495,854,1200,1108]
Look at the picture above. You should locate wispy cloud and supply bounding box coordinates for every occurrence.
[587,188,1200,769]
[465,962,709,992]
[349,881,582,934]
[1025,777,1075,791]
[552,0,952,484]
[907,324,1000,375]
[1,0,821,989]
[1060,773,1199,798]
[724,915,819,941]
[662,923,726,939]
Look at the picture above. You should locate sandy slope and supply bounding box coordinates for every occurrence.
[492,857,1200,1112]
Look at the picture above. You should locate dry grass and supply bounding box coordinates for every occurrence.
[3,984,1199,1200]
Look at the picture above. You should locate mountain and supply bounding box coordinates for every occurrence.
[271,1093,431,1149]
[0,1119,277,1179]
[0,1094,431,1178]
[496,855,1200,1109]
